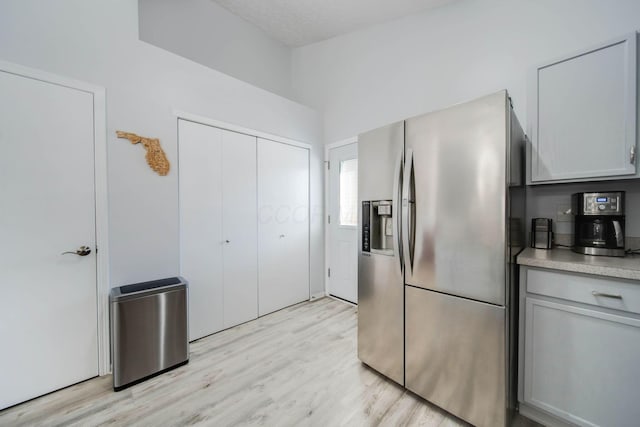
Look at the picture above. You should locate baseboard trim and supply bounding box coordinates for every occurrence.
[309,292,326,301]
[328,294,357,307]
[518,403,576,427]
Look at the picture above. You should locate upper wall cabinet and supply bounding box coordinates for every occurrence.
[528,32,638,184]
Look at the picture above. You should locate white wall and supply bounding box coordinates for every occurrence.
[139,0,294,100]
[291,0,640,143]
[0,0,325,295]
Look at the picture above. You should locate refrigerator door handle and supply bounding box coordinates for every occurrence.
[402,149,415,273]
[393,149,404,273]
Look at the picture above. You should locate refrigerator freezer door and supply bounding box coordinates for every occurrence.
[404,91,508,306]
[405,286,506,427]
[357,121,405,385]
[357,253,404,385]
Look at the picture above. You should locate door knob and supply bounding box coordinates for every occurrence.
[62,246,92,256]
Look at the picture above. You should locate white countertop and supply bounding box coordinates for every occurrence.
[517,247,640,281]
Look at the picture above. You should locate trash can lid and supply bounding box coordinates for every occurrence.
[111,277,186,300]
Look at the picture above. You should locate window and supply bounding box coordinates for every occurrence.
[339,159,358,226]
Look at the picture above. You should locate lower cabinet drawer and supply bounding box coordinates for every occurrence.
[526,268,640,315]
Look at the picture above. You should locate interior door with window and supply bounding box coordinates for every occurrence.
[328,143,358,303]
[0,69,98,409]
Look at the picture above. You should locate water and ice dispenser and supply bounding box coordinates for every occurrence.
[362,200,394,255]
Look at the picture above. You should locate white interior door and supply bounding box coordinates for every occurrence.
[222,131,258,328]
[328,143,358,303]
[258,139,309,316]
[179,119,224,340]
[0,70,98,409]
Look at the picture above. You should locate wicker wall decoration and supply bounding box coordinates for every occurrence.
[116,131,170,176]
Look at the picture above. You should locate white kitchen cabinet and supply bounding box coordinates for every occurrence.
[257,138,310,316]
[179,120,258,340]
[528,32,638,183]
[519,267,640,427]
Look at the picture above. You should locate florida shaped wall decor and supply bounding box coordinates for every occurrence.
[116,130,170,176]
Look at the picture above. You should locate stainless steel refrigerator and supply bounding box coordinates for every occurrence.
[357,90,525,427]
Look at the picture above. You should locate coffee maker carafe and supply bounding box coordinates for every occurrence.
[572,192,625,257]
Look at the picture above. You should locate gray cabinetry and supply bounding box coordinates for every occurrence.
[519,266,640,427]
[528,33,638,183]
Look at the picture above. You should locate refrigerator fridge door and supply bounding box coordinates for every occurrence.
[357,121,404,385]
[405,285,506,427]
[358,121,405,202]
[403,91,508,306]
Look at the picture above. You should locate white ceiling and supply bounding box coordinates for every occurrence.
[211,0,459,47]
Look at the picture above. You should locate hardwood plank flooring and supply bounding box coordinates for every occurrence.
[0,297,539,427]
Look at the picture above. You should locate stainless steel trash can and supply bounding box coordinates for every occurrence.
[110,277,188,391]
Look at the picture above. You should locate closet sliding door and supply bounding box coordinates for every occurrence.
[221,131,257,329]
[179,119,224,341]
[179,119,258,341]
[257,138,310,316]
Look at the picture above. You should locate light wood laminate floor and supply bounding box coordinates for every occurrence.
[0,297,539,426]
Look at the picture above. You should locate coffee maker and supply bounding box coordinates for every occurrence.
[572,192,625,257]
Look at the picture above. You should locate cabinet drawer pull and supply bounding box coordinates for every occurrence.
[631,145,636,164]
[592,291,623,299]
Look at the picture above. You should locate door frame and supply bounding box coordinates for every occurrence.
[0,60,110,375]
[173,110,312,150]
[324,137,358,297]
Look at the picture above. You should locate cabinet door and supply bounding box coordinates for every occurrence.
[257,139,309,316]
[524,297,640,426]
[178,119,224,340]
[222,131,258,328]
[530,33,637,183]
